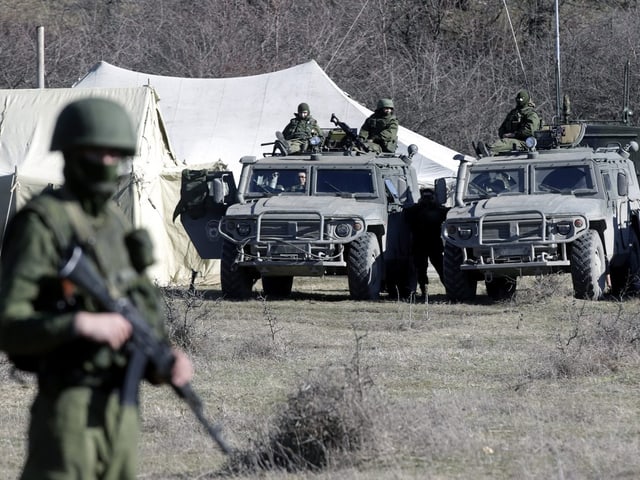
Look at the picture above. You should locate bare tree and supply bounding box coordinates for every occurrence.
[2,0,640,155]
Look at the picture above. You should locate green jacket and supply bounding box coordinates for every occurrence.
[359,111,399,153]
[0,188,165,388]
[498,105,541,140]
[282,114,322,141]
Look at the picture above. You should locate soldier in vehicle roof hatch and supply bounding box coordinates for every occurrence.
[358,98,399,153]
[282,102,323,153]
[489,89,542,154]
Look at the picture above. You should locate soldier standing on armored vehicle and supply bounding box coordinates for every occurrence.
[358,98,399,153]
[489,89,542,153]
[282,102,323,153]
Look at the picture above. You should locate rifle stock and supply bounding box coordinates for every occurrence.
[59,246,233,455]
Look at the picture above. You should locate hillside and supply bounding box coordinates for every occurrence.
[2,0,640,155]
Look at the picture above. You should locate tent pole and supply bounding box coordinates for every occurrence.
[37,26,45,88]
[0,167,19,258]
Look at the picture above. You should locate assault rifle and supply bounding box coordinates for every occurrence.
[330,113,370,152]
[59,246,233,455]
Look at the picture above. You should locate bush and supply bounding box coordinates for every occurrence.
[521,302,640,382]
[225,331,385,473]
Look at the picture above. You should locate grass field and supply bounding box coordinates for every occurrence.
[2,273,640,479]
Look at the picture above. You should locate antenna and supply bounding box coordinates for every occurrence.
[623,60,631,124]
[554,0,561,123]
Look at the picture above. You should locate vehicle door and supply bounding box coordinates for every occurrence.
[173,169,238,259]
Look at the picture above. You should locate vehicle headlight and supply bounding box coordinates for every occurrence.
[236,222,251,237]
[335,223,352,238]
[458,226,473,240]
[525,136,537,150]
[447,224,473,240]
[556,221,572,236]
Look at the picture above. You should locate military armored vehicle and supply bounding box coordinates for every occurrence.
[175,117,421,300]
[441,125,640,301]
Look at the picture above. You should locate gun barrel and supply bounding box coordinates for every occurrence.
[174,383,234,455]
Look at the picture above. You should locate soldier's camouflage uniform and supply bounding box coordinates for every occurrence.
[491,90,542,153]
[282,103,322,153]
[0,98,167,480]
[359,107,399,153]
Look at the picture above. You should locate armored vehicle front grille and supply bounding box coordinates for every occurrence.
[483,224,510,241]
[519,221,543,239]
[482,220,543,243]
[260,219,321,240]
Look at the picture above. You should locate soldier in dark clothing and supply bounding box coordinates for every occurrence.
[405,188,449,299]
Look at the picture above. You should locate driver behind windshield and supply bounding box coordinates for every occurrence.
[289,170,307,192]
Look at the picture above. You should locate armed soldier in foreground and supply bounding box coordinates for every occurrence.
[0,98,209,479]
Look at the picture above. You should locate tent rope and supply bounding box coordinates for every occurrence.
[502,0,528,89]
[324,0,370,72]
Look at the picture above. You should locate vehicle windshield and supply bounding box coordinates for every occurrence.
[534,165,596,193]
[247,168,309,196]
[316,169,376,196]
[246,167,377,197]
[466,167,525,198]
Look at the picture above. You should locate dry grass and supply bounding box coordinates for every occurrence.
[2,273,640,479]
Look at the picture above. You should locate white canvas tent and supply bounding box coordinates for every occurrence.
[74,60,459,185]
[0,86,216,286]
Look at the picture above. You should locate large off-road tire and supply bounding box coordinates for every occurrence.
[261,276,294,298]
[221,240,255,299]
[347,232,383,300]
[485,276,517,301]
[610,228,640,297]
[570,229,606,300]
[443,242,477,302]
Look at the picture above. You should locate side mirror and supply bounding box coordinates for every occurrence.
[384,178,400,201]
[434,178,448,205]
[211,177,227,204]
[618,172,629,197]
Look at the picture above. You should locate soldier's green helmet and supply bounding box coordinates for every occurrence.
[51,97,137,155]
[377,98,394,110]
[297,102,310,114]
[515,89,530,108]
